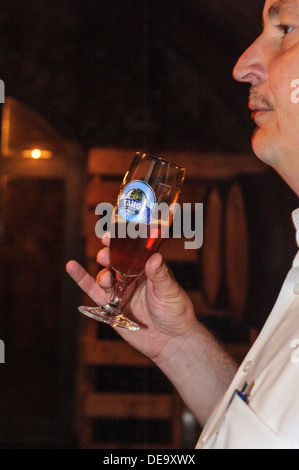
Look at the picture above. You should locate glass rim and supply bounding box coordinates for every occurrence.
[135,151,185,171]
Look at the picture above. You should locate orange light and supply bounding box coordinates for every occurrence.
[21,149,52,159]
[31,149,42,159]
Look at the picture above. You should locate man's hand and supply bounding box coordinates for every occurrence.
[65,234,197,363]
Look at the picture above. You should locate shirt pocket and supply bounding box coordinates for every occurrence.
[203,392,291,449]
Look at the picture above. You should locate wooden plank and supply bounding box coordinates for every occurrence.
[165,150,267,179]
[84,340,153,366]
[88,147,267,180]
[86,178,120,207]
[84,392,173,418]
[86,233,199,262]
[88,148,136,175]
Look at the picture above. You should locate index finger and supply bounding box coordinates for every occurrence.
[66,260,108,306]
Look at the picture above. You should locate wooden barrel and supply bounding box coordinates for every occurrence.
[201,186,223,307]
[224,182,249,322]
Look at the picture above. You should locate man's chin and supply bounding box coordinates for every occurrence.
[251,128,279,167]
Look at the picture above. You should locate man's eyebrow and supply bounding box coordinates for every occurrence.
[268,2,280,19]
[267,0,299,20]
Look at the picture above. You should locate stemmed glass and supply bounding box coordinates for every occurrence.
[78,152,185,330]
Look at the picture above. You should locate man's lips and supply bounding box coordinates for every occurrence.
[249,102,273,120]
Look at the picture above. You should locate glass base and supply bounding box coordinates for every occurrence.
[78,303,140,331]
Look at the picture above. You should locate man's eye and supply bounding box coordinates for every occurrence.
[278,24,294,36]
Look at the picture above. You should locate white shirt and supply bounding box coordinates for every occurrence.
[196,209,299,449]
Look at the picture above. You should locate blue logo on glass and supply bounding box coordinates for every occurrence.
[118,180,156,224]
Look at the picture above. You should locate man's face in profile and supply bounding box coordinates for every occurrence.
[233,0,299,195]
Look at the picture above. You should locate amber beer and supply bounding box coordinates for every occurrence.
[78,152,185,331]
[110,219,165,277]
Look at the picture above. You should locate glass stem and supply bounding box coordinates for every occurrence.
[108,279,128,308]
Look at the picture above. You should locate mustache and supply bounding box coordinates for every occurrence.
[249,87,274,110]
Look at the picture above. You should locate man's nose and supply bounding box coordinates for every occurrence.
[233,36,268,86]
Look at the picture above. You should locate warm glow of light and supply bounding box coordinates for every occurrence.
[31,149,42,159]
[21,149,52,159]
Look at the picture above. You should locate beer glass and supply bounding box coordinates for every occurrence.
[78,152,185,330]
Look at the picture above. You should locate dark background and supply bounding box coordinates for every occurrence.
[0,0,264,153]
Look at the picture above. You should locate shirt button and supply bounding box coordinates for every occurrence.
[243,360,254,373]
[293,283,299,295]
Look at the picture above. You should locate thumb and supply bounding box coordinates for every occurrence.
[145,253,180,298]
